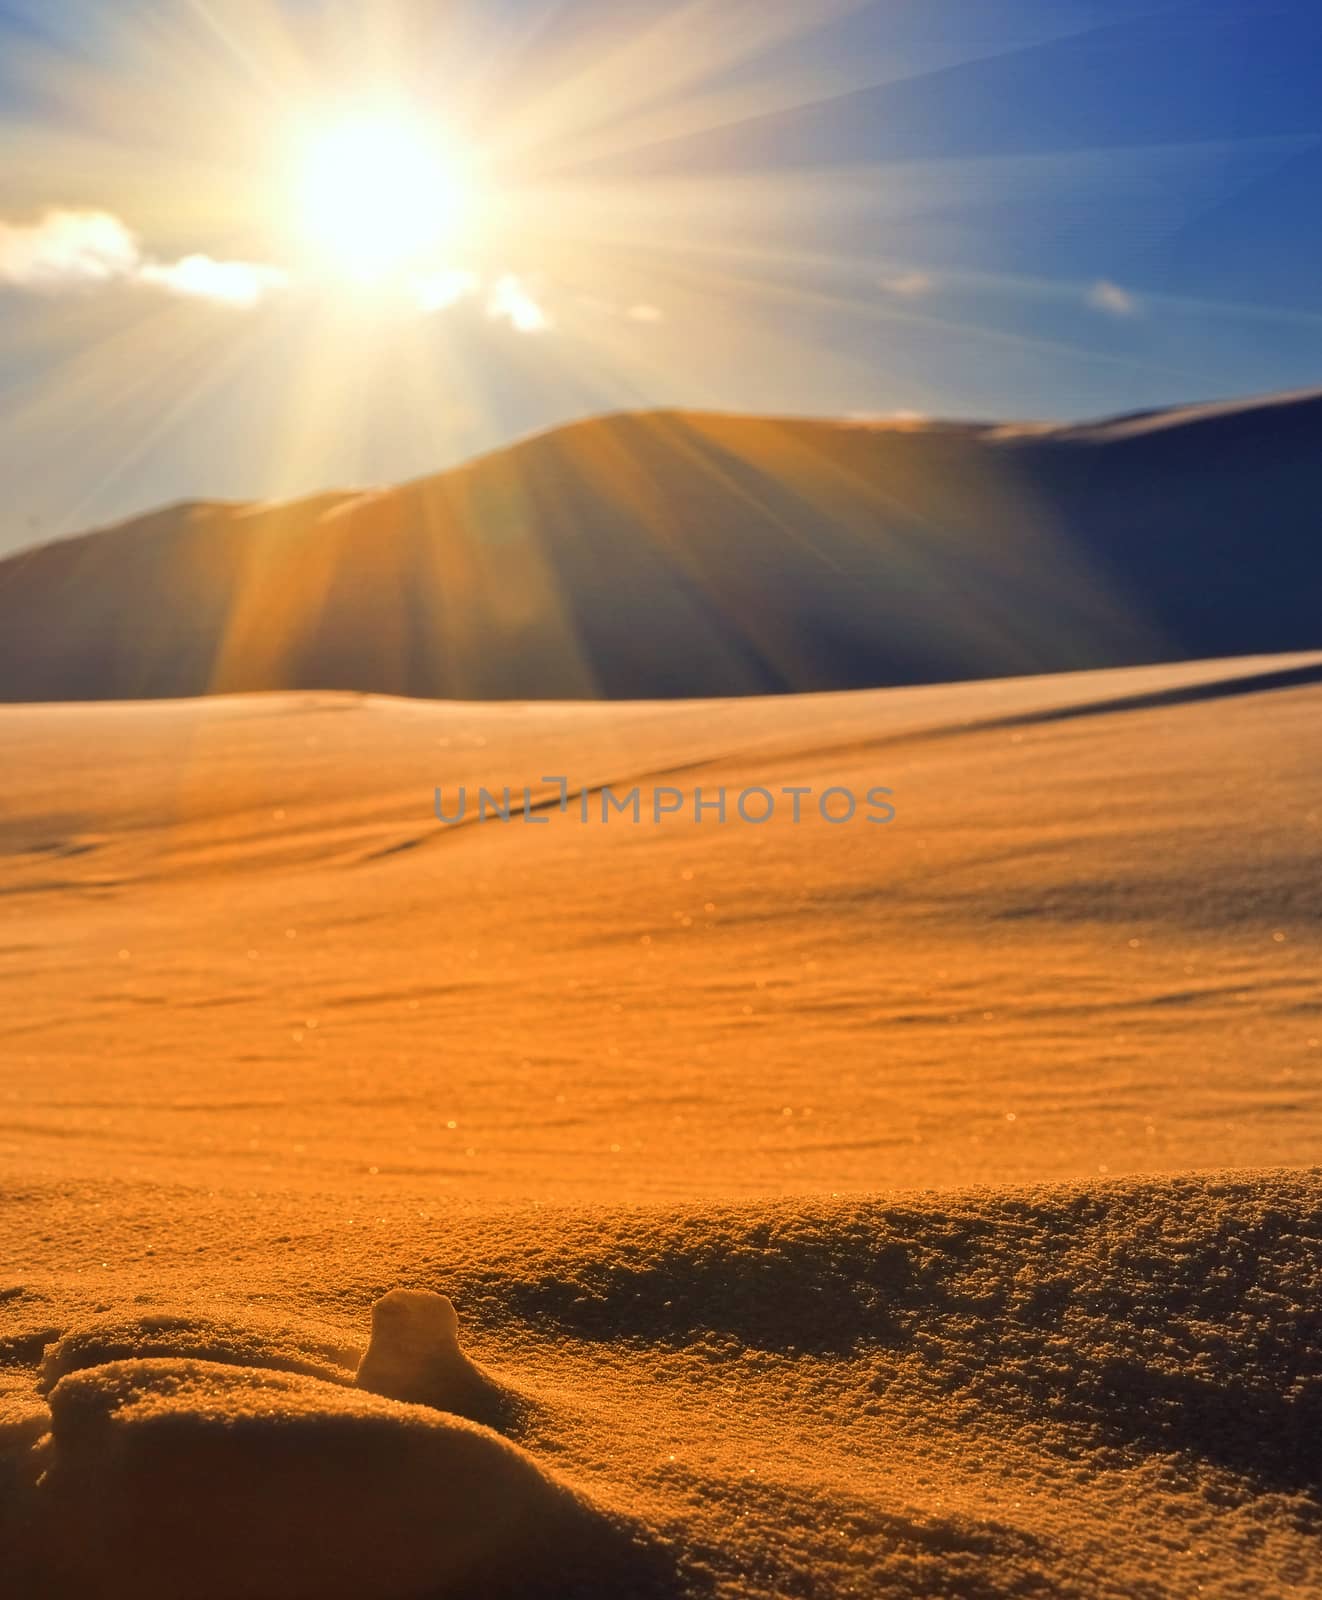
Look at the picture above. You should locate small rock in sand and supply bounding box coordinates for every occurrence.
[355,1288,516,1428]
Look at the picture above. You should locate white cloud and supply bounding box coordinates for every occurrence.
[879,270,934,298]
[414,267,480,313]
[487,273,549,334]
[1087,279,1139,317]
[574,294,664,326]
[0,210,554,326]
[0,209,139,287]
[0,208,287,308]
[415,269,553,333]
[138,254,288,308]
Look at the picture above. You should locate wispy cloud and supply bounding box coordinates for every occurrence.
[414,267,480,313]
[0,209,287,308]
[0,210,139,287]
[416,268,550,333]
[879,270,934,298]
[487,274,549,333]
[1087,279,1139,317]
[1,209,556,331]
[138,255,289,308]
[574,294,665,326]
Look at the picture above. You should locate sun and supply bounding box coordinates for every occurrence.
[292,108,474,283]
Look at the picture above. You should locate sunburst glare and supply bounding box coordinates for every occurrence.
[290,106,476,284]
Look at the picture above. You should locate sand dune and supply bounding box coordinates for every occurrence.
[2,390,1321,702]
[20,1354,597,1600]
[2,652,1320,1595]
[3,1176,1318,1598]
[2,650,1319,1194]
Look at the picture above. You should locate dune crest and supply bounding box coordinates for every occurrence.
[3,393,1321,702]
[38,1308,357,1395]
[20,1352,590,1599]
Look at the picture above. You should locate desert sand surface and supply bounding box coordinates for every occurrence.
[3,651,1321,1597]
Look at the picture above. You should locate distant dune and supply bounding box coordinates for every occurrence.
[2,389,1320,702]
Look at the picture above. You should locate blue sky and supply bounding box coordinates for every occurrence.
[0,0,1319,550]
